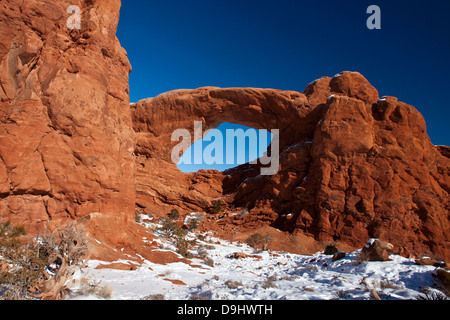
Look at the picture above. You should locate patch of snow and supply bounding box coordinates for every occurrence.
[365,238,377,248]
[66,228,442,301]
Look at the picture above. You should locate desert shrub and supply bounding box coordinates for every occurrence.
[187,218,198,230]
[416,291,449,300]
[211,200,222,214]
[324,244,339,255]
[168,209,180,220]
[175,237,193,259]
[159,218,186,239]
[0,222,89,300]
[224,280,243,289]
[378,279,403,290]
[76,278,113,299]
[204,258,214,267]
[197,245,209,258]
[197,234,206,241]
[0,221,26,238]
[159,218,194,259]
[198,243,215,266]
[246,233,273,251]
[261,274,278,289]
[0,222,43,300]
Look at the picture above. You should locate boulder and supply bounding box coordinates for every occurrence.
[332,252,346,262]
[360,239,394,262]
[415,258,447,268]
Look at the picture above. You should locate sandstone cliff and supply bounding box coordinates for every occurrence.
[0,0,135,232]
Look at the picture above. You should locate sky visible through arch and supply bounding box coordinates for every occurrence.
[177,123,274,173]
[117,0,450,151]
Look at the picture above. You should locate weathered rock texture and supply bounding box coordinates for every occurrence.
[0,1,448,262]
[0,0,136,235]
[133,72,450,261]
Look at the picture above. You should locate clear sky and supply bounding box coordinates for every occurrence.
[177,123,274,172]
[117,0,449,147]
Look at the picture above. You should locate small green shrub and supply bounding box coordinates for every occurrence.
[159,219,186,239]
[159,218,193,259]
[187,218,198,230]
[211,201,222,214]
[168,209,180,220]
[175,237,193,259]
[324,244,339,255]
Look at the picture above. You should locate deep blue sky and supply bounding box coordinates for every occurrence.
[177,123,273,172]
[117,0,449,146]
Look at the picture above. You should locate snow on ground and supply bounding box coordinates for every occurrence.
[68,228,442,301]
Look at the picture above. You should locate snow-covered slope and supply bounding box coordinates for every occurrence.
[68,225,445,301]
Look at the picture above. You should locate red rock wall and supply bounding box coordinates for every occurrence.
[0,0,136,232]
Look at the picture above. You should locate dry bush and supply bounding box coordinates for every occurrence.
[261,274,278,289]
[377,279,403,290]
[37,224,90,300]
[204,257,214,267]
[175,236,193,259]
[224,280,243,289]
[141,293,165,300]
[246,233,273,251]
[76,278,113,299]
[0,222,90,300]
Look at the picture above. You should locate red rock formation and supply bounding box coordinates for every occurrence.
[133,72,449,261]
[0,1,448,263]
[0,0,210,264]
[0,0,150,263]
[0,0,135,234]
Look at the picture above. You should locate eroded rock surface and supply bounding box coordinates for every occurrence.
[133,72,449,261]
[0,0,135,234]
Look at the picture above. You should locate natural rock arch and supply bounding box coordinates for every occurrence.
[132,73,450,261]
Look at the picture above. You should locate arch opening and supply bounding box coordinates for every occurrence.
[177,122,274,173]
